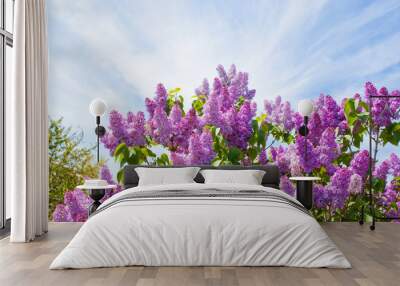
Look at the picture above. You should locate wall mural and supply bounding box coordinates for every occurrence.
[48,1,400,222]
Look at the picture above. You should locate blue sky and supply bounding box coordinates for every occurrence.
[47,0,400,174]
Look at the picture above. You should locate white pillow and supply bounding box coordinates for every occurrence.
[135,167,200,186]
[200,169,265,185]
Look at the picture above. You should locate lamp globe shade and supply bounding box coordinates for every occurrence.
[298,99,314,117]
[89,98,107,117]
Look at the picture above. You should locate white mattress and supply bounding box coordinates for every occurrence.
[50,183,351,269]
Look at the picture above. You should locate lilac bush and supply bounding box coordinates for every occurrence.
[53,165,121,222]
[53,66,400,222]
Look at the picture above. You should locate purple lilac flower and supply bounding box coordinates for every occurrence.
[307,112,324,146]
[145,98,157,118]
[330,167,352,193]
[212,77,223,96]
[373,153,400,195]
[259,149,268,165]
[195,78,210,96]
[199,130,215,163]
[287,145,303,176]
[186,130,215,164]
[390,90,400,118]
[101,132,119,155]
[282,102,295,131]
[326,167,352,209]
[155,83,167,107]
[348,174,363,194]
[280,176,295,196]
[144,84,171,146]
[63,189,91,222]
[202,90,221,127]
[222,101,255,150]
[293,112,304,130]
[52,165,123,222]
[389,153,400,177]
[172,130,215,165]
[373,160,391,181]
[170,151,186,166]
[312,167,354,212]
[52,204,73,222]
[264,96,296,133]
[169,104,183,125]
[109,110,127,140]
[295,135,320,173]
[380,181,400,217]
[227,64,237,81]
[313,184,328,209]
[365,82,393,127]
[270,146,290,174]
[316,128,339,175]
[228,74,241,102]
[173,108,200,152]
[349,150,370,179]
[102,110,146,153]
[216,64,229,85]
[314,94,344,131]
[125,111,146,147]
[100,165,122,201]
[218,86,234,112]
[148,106,172,146]
[242,157,252,166]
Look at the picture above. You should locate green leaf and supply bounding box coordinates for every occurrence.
[227,147,241,164]
[143,147,156,158]
[212,159,223,166]
[117,168,124,184]
[248,147,258,161]
[114,143,127,157]
[380,122,400,146]
[169,87,181,95]
[359,101,369,111]
[344,99,355,118]
[257,128,266,147]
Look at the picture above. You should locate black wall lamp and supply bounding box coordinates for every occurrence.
[89,98,107,163]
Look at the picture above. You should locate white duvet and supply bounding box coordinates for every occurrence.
[50,183,351,269]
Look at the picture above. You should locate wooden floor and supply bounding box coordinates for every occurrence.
[0,223,399,286]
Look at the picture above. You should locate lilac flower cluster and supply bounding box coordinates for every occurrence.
[316,128,339,175]
[258,149,268,165]
[93,65,399,222]
[201,65,257,150]
[170,129,215,165]
[279,175,295,196]
[306,94,348,145]
[364,82,400,128]
[349,150,370,179]
[295,135,320,173]
[52,165,122,222]
[101,110,146,154]
[264,96,296,132]
[374,153,400,216]
[145,83,203,155]
[373,153,400,180]
[313,167,353,211]
[380,181,400,217]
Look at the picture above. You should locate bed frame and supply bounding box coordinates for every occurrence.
[123,164,280,190]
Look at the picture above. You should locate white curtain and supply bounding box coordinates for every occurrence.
[8,0,49,242]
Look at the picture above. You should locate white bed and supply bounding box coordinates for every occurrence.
[50,183,351,269]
